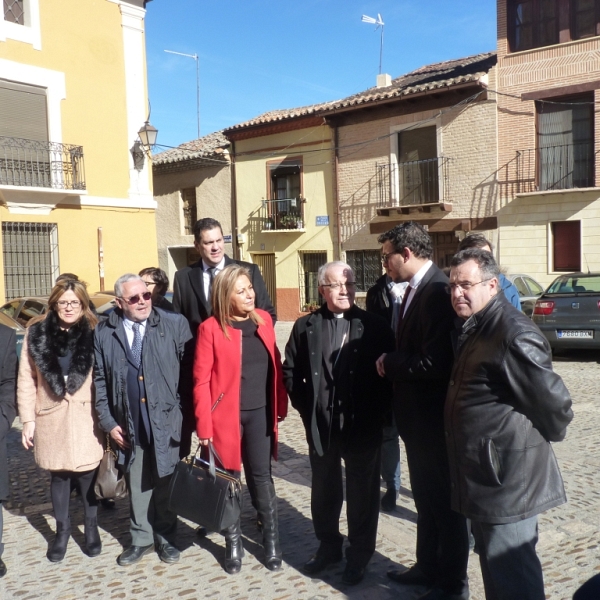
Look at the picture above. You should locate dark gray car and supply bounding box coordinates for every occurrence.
[532,272,600,350]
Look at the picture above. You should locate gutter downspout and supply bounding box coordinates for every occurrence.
[331,120,342,260]
[230,140,239,260]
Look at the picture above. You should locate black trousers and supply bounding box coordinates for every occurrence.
[308,427,381,569]
[240,406,273,489]
[51,469,98,524]
[397,404,469,595]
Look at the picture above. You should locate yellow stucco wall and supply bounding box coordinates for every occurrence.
[0,1,156,302]
[1,0,134,198]
[0,205,158,295]
[234,125,335,291]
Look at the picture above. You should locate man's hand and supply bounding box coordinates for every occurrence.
[376,353,387,377]
[110,425,130,450]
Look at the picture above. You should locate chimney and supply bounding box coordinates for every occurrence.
[376,73,392,88]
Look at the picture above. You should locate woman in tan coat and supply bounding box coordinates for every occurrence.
[18,278,104,562]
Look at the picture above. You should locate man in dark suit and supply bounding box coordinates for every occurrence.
[172,217,276,335]
[0,324,17,578]
[283,261,394,586]
[172,217,276,459]
[366,274,407,512]
[375,222,469,600]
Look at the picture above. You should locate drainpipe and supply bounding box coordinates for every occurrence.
[330,120,342,260]
[230,140,239,260]
[97,227,105,291]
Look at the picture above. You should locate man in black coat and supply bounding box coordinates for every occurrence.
[172,217,276,458]
[283,261,394,586]
[0,324,17,578]
[366,274,407,512]
[375,222,469,600]
[446,249,573,600]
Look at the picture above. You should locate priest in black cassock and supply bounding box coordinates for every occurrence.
[283,261,394,586]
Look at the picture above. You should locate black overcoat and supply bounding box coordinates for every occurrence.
[0,324,17,501]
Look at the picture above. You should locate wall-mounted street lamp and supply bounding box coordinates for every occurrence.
[130,119,158,171]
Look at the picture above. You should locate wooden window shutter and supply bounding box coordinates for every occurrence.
[553,221,581,271]
[0,80,49,142]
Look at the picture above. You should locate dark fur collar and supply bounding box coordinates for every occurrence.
[27,311,94,397]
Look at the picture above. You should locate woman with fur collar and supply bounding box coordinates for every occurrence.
[17,278,104,562]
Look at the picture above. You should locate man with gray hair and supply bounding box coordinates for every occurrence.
[94,274,192,566]
[283,261,394,586]
[446,249,573,599]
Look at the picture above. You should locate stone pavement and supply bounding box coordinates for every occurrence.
[0,322,597,599]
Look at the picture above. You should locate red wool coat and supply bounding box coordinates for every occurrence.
[193,309,288,471]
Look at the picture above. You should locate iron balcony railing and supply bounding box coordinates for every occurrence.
[377,156,450,208]
[0,136,86,190]
[516,142,595,192]
[259,198,305,231]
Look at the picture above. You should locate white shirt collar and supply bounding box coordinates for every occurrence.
[202,257,225,272]
[409,260,433,290]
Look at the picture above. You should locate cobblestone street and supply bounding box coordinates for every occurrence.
[0,322,598,599]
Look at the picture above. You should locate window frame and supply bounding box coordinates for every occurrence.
[0,0,41,49]
[571,0,600,39]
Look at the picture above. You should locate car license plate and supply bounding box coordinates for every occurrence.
[557,330,594,339]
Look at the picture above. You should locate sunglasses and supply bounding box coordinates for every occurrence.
[120,291,152,305]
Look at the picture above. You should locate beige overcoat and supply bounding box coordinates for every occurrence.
[17,330,104,472]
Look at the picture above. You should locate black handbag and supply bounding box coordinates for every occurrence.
[167,442,242,532]
[94,435,128,500]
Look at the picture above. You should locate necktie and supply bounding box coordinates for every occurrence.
[207,267,216,309]
[131,322,142,367]
[396,285,413,343]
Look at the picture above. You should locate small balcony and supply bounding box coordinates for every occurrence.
[0,136,86,191]
[259,198,305,232]
[516,142,595,193]
[376,157,451,215]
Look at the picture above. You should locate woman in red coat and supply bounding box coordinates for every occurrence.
[193,264,288,574]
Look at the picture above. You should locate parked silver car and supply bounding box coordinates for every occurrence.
[506,273,545,317]
[532,272,600,350]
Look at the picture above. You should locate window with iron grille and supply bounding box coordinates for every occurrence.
[299,251,327,309]
[181,188,197,235]
[346,250,382,292]
[3,0,24,24]
[2,222,59,299]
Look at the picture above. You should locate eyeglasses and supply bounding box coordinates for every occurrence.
[142,280,156,287]
[445,280,492,294]
[120,291,152,305]
[57,300,81,308]
[381,252,400,264]
[321,282,356,290]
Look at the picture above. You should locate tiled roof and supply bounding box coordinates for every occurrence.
[152,130,230,166]
[224,51,496,132]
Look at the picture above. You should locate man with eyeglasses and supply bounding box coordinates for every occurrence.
[375,222,469,600]
[283,261,394,586]
[445,248,572,600]
[94,274,192,566]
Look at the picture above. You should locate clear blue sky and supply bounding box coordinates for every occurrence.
[145,0,497,149]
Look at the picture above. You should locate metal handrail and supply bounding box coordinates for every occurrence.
[0,136,86,190]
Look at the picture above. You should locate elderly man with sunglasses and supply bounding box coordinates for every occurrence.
[283,261,394,586]
[94,274,192,566]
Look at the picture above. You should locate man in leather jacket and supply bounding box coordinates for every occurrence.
[446,248,573,600]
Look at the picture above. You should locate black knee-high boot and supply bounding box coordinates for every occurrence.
[223,518,244,574]
[255,483,282,571]
[48,473,71,562]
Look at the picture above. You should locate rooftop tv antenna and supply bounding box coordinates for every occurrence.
[165,49,200,138]
[361,13,385,74]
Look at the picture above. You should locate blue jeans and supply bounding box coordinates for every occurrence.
[380,418,400,492]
